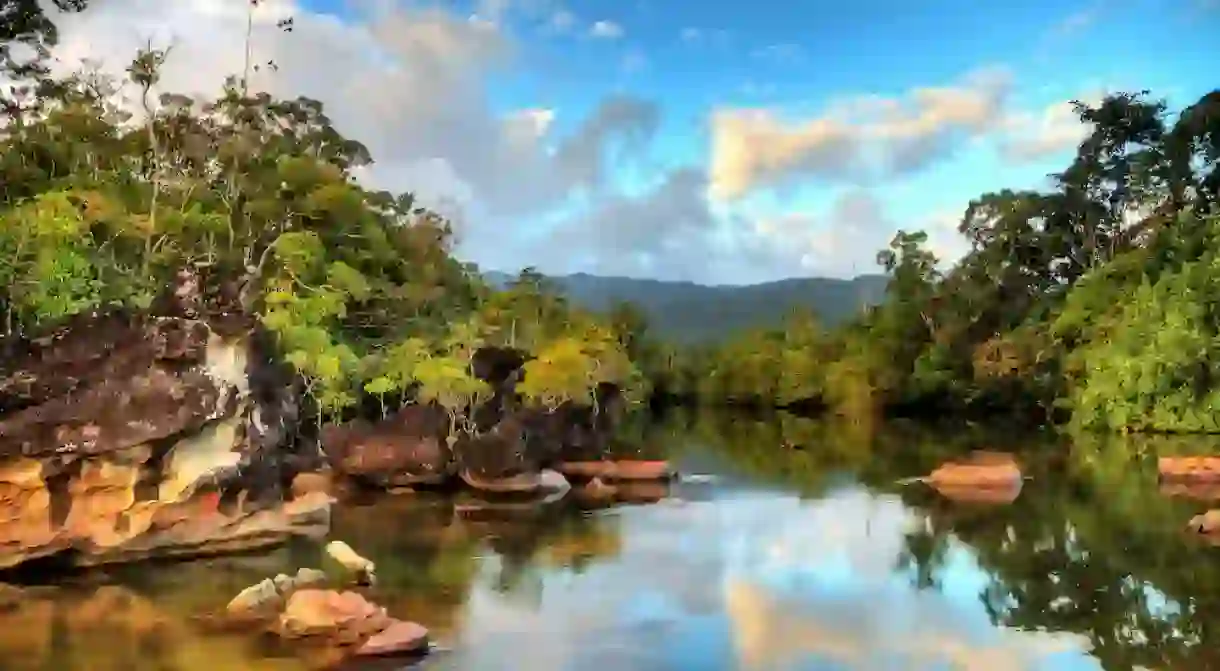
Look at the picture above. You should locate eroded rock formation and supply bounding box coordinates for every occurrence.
[0,269,324,571]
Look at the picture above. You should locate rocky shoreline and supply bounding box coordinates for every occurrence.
[0,269,673,573]
[0,271,677,667]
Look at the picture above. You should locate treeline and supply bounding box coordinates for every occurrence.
[0,4,645,432]
[637,89,1220,434]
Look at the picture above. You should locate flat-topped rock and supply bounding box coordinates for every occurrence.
[556,460,674,482]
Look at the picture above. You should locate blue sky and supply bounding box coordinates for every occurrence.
[60,0,1220,283]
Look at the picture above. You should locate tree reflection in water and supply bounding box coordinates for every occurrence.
[657,409,1220,671]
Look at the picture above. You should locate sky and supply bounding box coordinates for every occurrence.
[47,0,1220,284]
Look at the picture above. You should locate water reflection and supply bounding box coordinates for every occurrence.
[4,411,1220,670]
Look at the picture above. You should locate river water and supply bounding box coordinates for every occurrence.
[2,410,1218,671]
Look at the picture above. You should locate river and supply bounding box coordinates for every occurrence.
[2,410,1217,671]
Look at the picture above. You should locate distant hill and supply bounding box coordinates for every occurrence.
[483,270,889,343]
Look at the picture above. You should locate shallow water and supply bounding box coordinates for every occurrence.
[4,411,1220,671]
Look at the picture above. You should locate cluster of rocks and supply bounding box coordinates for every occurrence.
[917,452,1220,542]
[213,541,430,667]
[315,347,673,500]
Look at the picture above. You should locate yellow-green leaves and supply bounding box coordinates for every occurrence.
[519,337,598,410]
[273,231,325,276]
[413,355,491,413]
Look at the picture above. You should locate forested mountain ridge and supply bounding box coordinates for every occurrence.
[482,271,888,342]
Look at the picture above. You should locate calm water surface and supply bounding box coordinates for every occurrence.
[4,411,1220,671]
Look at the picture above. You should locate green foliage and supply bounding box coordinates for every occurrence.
[647,87,1220,435]
[0,28,649,435]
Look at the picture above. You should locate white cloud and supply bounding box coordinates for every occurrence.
[41,0,1098,284]
[680,27,701,42]
[590,20,624,40]
[48,0,660,271]
[997,100,1091,162]
[708,67,1101,203]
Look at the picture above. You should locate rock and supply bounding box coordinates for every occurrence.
[926,452,1022,489]
[0,271,312,571]
[322,405,453,488]
[324,540,376,586]
[459,470,543,494]
[226,578,281,615]
[294,567,329,587]
[1159,456,1220,483]
[291,471,334,498]
[226,566,331,616]
[538,468,570,492]
[1188,510,1220,534]
[277,589,390,645]
[536,468,571,504]
[583,477,617,499]
[354,619,430,657]
[0,455,332,570]
[556,460,674,482]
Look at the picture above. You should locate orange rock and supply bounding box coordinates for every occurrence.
[927,460,1022,489]
[278,589,391,646]
[1159,457,1220,483]
[459,470,542,494]
[556,460,673,482]
[291,472,334,498]
[1189,510,1220,534]
[354,619,429,657]
[614,460,674,481]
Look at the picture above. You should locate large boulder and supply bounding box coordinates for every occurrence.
[0,268,323,571]
[320,404,453,488]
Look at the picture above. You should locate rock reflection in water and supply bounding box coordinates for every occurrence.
[0,584,301,671]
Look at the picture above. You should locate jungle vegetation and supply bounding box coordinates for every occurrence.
[4,1,1220,436]
[0,0,644,433]
[640,88,1220,434]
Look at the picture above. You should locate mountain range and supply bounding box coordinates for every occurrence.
[483,271,889,343]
